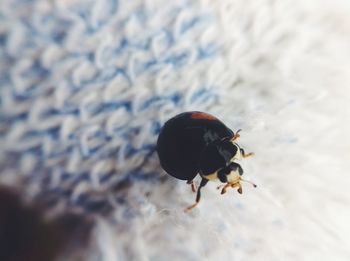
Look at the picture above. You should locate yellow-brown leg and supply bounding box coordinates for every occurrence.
[186,202,199,211]
[191,182,196,193]
[218,181,243,194]
[187,180,196,193]
[231,183,243,194]
[185,178,208,212]
[231,129,242,142]
[242,152,255,158]
[220,183,232,194]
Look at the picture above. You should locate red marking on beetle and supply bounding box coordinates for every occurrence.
[190,112,217,121]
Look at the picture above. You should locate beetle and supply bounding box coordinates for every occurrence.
[156,111,256,211]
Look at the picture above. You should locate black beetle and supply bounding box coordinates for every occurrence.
[157,111,256,210]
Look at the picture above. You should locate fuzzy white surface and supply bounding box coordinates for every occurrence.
[1,0,350,260]
[91,1,350,260]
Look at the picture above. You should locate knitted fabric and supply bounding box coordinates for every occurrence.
[1,0,350,260]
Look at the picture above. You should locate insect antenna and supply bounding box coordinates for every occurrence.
[239,178,257,188]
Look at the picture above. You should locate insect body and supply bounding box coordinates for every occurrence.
[156,111,256,211]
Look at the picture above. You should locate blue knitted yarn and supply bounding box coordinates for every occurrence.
[3,1,350,261]
[0,0,222,213]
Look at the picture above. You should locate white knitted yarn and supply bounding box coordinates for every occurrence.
[1,0,350,260]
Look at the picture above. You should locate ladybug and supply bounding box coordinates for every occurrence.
[157,111,256,211]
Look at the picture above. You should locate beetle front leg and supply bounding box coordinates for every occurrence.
[231,182,243,194]
[220,183,232,194]
[231,129,242,142]
[240,148,254,158]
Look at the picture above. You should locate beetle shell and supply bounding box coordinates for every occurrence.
[156,111,234,180]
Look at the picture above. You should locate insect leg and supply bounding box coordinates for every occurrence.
[186,179,196,193]
[231,129,242,142]
[241,148,254,158]
[231,183,243,194]
[220,183,232,194]
[185,178,208,211]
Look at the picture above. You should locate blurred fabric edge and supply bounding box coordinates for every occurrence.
[0,185,94,261]
[1,0,350,260]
